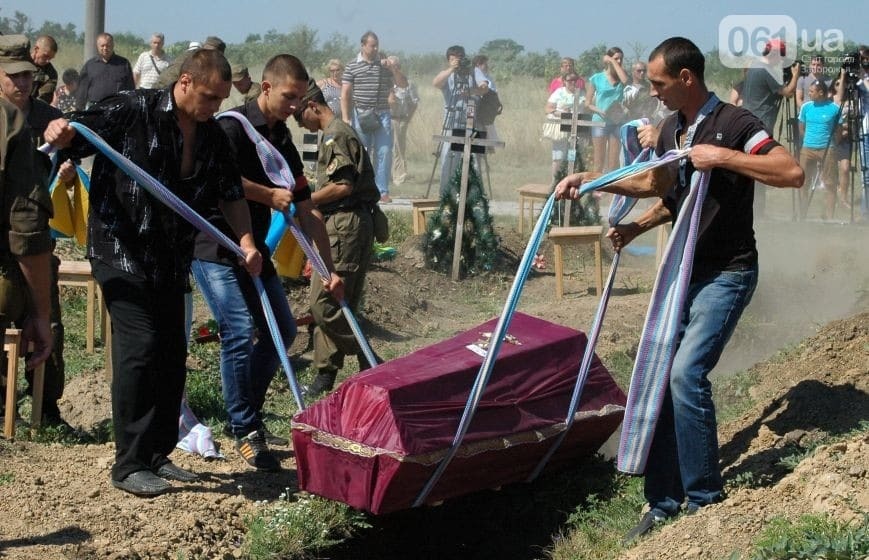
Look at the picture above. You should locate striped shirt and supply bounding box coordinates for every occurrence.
[342,58,393,110]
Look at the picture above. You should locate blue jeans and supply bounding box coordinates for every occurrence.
[191,260,296,438]
[645,266,758,517]
[353,108,393,196]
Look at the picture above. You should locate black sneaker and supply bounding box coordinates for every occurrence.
[623,511,666,545]
[235,430,281,472]
[262,425,289,447]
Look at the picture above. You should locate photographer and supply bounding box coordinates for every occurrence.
[741,39,801,217]
[432,45,489,196]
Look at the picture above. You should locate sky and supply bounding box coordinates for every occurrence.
[2,0,864,59]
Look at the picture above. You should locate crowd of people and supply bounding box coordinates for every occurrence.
[1,26,868,548]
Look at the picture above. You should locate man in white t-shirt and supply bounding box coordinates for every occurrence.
[133,33,171,89]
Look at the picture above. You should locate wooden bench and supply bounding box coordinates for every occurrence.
[517,183,551,234]
[549,226,604,299]
[3,329,45,439]
[411,198,440,235]
[58,260,105,354]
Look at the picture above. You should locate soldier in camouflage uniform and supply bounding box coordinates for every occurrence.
[0,36,55,418]
[294,79,381,396]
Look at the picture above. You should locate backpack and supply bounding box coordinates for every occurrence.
[476,89,503,126]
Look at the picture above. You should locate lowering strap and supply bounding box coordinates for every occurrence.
[526,119,650,482]
[617,94,720,474]
[216,111,379,369]
[42,123,310,409]
[413,144,692,507]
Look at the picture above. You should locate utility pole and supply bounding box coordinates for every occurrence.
[83,0,105,62]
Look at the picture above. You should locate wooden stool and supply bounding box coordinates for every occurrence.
[3,329,45,439]
[58,260,102,353]
[411,198,440,235]
[517,183,551,234]
[549,226,604,299]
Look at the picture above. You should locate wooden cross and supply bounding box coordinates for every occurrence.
[431,104,505,281]
[547,97,604,224]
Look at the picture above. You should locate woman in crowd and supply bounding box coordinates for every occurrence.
[586,46,628,172]
[317,58,344,120]
[51,68,79,113]
[545,72,581,182]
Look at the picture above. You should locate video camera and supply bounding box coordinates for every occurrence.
[456,56,473,78]
[782,59,804,83]
[841,52,863,86]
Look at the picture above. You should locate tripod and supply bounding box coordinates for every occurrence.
[774,93,800,220]
[839,75,865,223]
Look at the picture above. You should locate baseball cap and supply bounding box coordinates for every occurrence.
[231,63,248,81]
[0,35,38,74]
[187,41,202,51]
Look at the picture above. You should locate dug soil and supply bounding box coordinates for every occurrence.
[0,218,866,559]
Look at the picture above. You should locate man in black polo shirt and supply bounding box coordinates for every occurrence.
[75,32,134,110]
[555,36,804,542]
[193,54,342,471]
[340,30,407,203]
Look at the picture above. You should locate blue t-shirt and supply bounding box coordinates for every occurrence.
[798,100,840,149]
[588,71,625,123]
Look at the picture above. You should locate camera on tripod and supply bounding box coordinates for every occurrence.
[841,52,862,84]
[456,56,473,78]
[782,60,804,83]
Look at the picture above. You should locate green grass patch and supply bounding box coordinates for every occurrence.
[0,472,14,485]
[243,491,371,559]
[548,474,647,560]
[745,514,869,560]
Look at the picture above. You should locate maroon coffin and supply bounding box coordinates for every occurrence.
[292,312,626,514]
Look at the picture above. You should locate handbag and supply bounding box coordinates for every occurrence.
[542,115,568,141]
[357,108,381,133]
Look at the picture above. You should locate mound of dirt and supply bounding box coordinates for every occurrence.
[621,312,869,560]
[0,223,866,559]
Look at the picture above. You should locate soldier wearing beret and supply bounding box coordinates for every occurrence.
[294,78,383,397]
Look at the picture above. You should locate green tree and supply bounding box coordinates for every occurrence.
[575,43,607,79]
[33,21,81,44]
[0,9,32,35]
[480,38,524,62]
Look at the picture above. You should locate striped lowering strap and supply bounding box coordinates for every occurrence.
[216,111,379,370]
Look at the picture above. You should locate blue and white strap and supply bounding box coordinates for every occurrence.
[216,111,379,369]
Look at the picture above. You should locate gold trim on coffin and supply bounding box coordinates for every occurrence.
[292,404,625,467]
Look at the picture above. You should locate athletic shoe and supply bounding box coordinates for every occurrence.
[235,430,281,472]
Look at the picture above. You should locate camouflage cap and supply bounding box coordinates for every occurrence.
[300,77,322,105]
[230,63,248,81]
[0,35,37,74]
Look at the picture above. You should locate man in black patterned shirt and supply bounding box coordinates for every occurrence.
[45,49,262,497]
